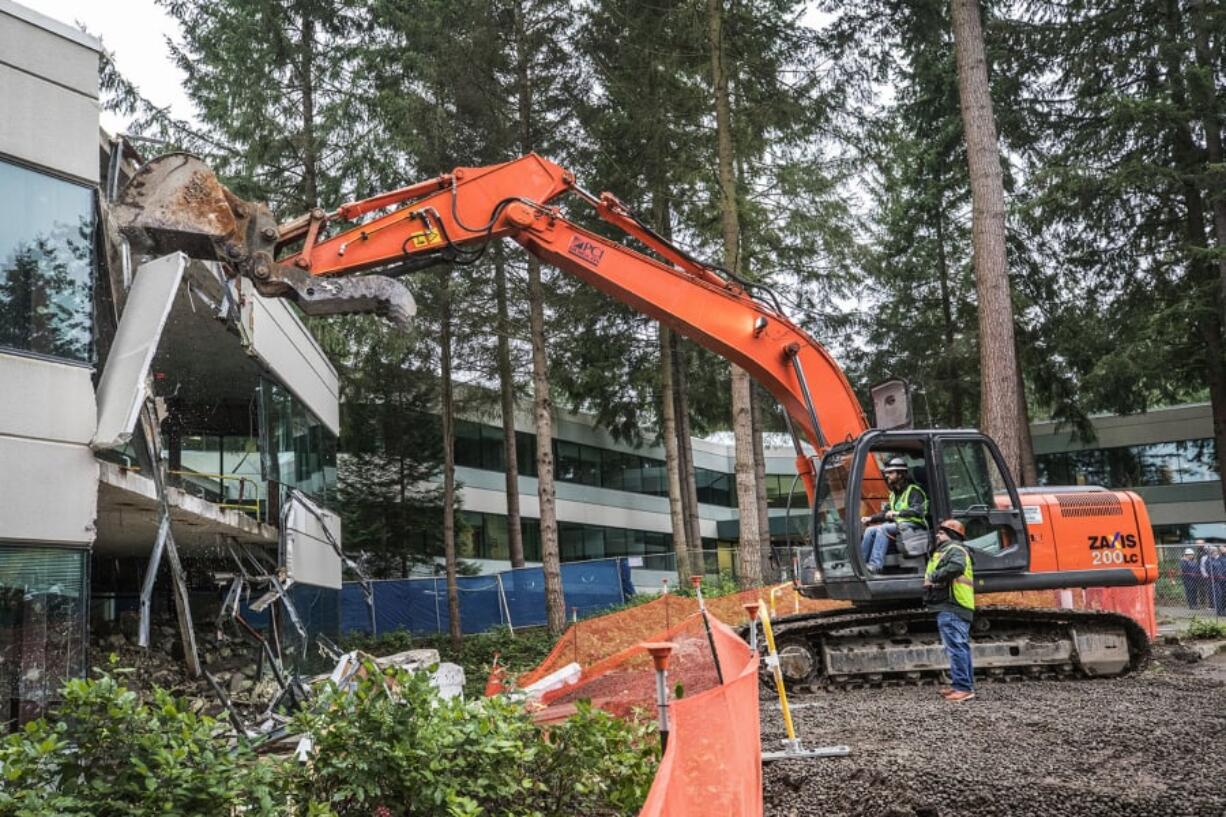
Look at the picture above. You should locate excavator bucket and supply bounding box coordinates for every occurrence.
[111,153,246,259]
[111,153,416,328]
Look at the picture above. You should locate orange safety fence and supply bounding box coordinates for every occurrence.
[529,608,762,817]
[517,586,841,689]
[637,614,762,817]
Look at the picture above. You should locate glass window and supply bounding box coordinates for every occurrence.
[479,425,506,471]
[1176,439,1217,483]
[521,518,541,562]
[1036,452,1073,486]
[641,459,667,496]
[605,527,631,557]
[578,445,602,487]
[582,526,605,559]
[260,380,339,508]
[454,420,483,469]
[458,511,482,558]
[1139,443,1180,486]
[602,451,644,493]
[696,468,732,506]
[0,546,87,723]
[815,452,854,578]
[1106,446,1143,487]
[516,431,537,477]
[1068,449,1108,486]
[643,530,670,555]
[484,514,510,560]
[555,440,581,483]
[558,522,584,561]
[0,161,93,362]
[941,439,1012,553]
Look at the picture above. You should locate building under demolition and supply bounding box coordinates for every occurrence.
[0,0,348,726]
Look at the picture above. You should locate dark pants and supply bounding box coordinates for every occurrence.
[1182,575,1201,608]
[937,611,974,693]
[1216,580,1226,615]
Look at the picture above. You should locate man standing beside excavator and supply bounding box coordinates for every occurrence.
[926,519,976,703]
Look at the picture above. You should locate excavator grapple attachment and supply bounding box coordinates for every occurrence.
[111,153,415,328]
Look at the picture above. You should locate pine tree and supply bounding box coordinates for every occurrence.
[1018,0,1226,506]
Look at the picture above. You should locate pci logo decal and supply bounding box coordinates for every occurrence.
[1088,532,1139,565]
[567,235,605,266]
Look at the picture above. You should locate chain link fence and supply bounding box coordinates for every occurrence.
[632,545,815,589]
[1154,543,1226,617]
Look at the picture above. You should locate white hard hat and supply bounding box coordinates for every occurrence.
[1184,548,1196,556]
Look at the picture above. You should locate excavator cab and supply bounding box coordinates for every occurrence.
[811,429,1031,603]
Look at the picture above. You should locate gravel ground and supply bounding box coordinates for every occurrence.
[762,647,1226,817]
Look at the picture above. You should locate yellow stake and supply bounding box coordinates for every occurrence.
[759,601,797,743]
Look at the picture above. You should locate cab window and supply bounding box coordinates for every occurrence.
[941,439,1014,555]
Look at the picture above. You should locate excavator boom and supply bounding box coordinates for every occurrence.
[114,152,870,498]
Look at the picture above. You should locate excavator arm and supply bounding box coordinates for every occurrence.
[114,152,870,498]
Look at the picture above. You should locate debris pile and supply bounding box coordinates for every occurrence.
[90,613,282,719]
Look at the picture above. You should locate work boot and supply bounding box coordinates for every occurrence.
[938,686,954,697]
[945,690,975,703]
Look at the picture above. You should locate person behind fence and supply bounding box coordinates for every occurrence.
[1180,548,1202,609]
[1211,545,1226,615]
[859,457,928,573]
[925,518,975,703]
[1201,539,1211,603]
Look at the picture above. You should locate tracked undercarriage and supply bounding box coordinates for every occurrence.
[759,606,1151,693]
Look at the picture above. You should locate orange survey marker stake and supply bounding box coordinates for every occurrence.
[743,601,761,654]
[642,642,675,751]
[690,574,705,611]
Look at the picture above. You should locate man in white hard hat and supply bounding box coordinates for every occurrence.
[1179,547,1201,609]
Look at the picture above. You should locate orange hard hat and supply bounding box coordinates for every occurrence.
[938,519,966,540]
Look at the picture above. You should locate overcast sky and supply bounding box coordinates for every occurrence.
[19,0,191,133]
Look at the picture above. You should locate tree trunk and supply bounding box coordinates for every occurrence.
[950,0,1022,474]
[673,339,703,553]
[494,244,525,566]
[514,0,563,632]
[750,389,772,573]
[708,0,762,587]
[933,195,964,427]
[659,324,692,585]
[298,13,318,208]
[1189,0,1226,512]
[528,257,563,633]
[438,272,462,649]
[1014,336,1038,486]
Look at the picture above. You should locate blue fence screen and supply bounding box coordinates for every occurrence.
[340,557,634,636]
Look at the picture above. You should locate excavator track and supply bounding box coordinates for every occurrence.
[755,606,1150,693]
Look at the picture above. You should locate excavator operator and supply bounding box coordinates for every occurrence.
[859,457,929,573]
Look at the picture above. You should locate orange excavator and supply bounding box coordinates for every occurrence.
[113,152,1156,688]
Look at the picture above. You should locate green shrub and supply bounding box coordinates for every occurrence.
[676,572,741,599]
[0,672,278,817]
[1185,617,1226,640]
[0,665,657,817]
[285,659,658,816]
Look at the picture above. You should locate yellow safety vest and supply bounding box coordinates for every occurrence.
[926,543,975,611]
[890,483,928,527]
